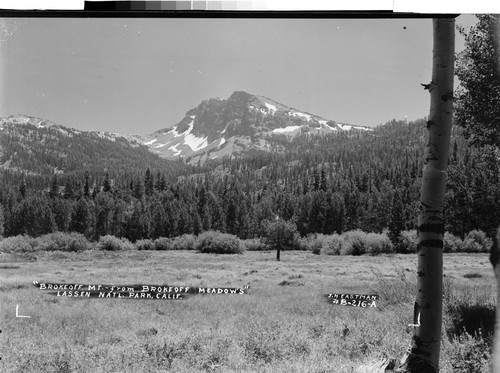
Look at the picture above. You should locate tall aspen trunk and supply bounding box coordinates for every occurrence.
[492,229,500,371]
[491,15,500,373]
[398,18,455,373]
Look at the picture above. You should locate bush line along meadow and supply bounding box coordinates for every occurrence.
[0,228,492,255]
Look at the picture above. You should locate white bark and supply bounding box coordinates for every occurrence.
[492,15,500,373]
[492,228,500,372]
[398,18,455,373]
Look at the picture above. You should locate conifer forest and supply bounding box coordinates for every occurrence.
[1,118,498,249]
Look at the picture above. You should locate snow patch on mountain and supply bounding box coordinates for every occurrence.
[170,126,184,138]
[273,125,302,134]
[319,120,338,130]
[264,102,277,114]
[185,133,208,151]
[144,138,157,145]
[249,105,268,115]
[289,111,312,121]
[95,131,117,142]
[183,120,208,151]
[169,144,181,156]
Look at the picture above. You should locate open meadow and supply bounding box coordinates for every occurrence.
[0,250,496,372]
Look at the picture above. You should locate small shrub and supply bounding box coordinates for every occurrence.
[398,230,418,254]
[242,238,268,251]
[308,240,322,254]
[462,239,483,253]
[321,234,343,255]
[292,237,309,251]
[449,331,492,373]
[278,280,304,286]
[341,230,369,255]
[97,235,134,251]
[365,232,394,255]
[444,232,464,253]
[299,234,323,254]
[196,231,243,254]
[35,232,91,252]
[153,237,174,251]
[446,302,495,342]
[371,267,415,306]
[135,239,155,251]
[0,235,37,253]
[463,273,483,279]
[463,230,492,253]
[171,234,197,250]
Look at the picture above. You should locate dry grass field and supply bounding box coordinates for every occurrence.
[0,250,495,372]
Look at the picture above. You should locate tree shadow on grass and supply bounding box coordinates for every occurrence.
[445,302,496,343]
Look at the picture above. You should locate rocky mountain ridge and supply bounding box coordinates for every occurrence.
[129,91,371,164]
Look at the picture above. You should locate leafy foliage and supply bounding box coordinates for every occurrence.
[398,230,418,254]
[262,219,300,251]
[36,232,91,252]
[0,235,37,253]
[97,235,134,251]
[135,239,155,251]
[195,231,243,254]
[455,15,500,148]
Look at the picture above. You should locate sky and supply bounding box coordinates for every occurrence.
[0,14,477,134]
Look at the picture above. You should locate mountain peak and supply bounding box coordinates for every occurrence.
[228,90,253,100]
[129,91,371,164]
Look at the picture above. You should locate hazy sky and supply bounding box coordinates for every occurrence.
[0,15,476,134]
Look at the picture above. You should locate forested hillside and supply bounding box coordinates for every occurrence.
[0,117,193,190]
[1,118,498,244]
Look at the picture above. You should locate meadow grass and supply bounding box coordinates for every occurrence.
[0,251,495,372]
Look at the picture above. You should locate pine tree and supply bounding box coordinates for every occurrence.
[103,172,111,193]
[19,177,26,199]
[124,202,143,242]
[49,175,59,199]
[94,192,114,238]
[320,167,328,192]
[155,171,166,192]
[138,203,152,238]
[312,167,320,191]
[63,180,74,199]
[150,202,167,239]
[309,191,327,233]
[225,198,238,235]
[145,168,154,197]
[133,177,144,199]
[388,189,405,250]
[83,171,91,198]
[0,204,5,237]
[12,196,56,236]
[52,198,72,232]
[70,197,92,238]
[110,199,126,237]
